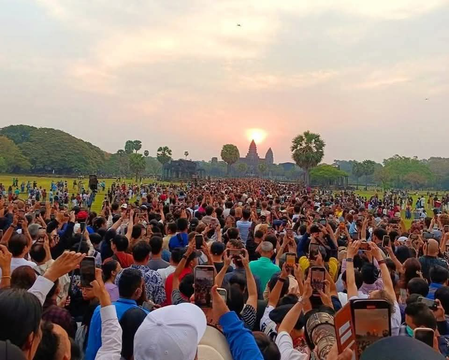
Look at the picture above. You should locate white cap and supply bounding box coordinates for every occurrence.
[121,203,128,209]
[198,325,232,360]
[398,236,408,243]
[134,303,207,360]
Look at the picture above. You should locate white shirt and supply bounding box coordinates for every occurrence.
[260,305,277,340]
[157,265,176,284]
[95,306,122,360]
[0,257,39,277]
[276,331,308,360]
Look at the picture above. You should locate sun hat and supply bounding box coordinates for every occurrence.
[198,325,232,360]
[134,303,207,360]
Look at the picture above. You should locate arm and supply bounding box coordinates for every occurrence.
[125,210,134,241]
[215,251,231,288]
[93,269,122,360]
[0,245,12,289]
[0,215,18,245]
[346,241,361,299]
[440,233,448,254]
[268,264,289,307]
[385,246,404,274]
[370,242,396,301]
[326,223,338,247]
[241,249,257,310]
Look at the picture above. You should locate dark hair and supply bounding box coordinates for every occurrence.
[131,225,143,240]
[430,265,449,285]
[361,263,378,285]
[407,278,429,297]
[167,222,177,234]
[8,234,28,257]
[435,286,449,315]
[405,302,437,330]
[149,236,163,255]
[210,242,225,256]
[205,206,214,216]
[253,331,281,360]
[89,232,102,246]
[119,308,147,360]
[118,269,142,299]
[176,218,189,232]
[395,246,412,264]
[268,273,289,300]
[170,247,185,264]
[11,266,38,290]
[373,228,387,241]
[227,227,239,240]
[30,243,46,263]
[102,260,119,282]
[0,288,42,349]
[228,275,246,314]
[342,270,363,289]
[33,322,59,360]
[179,273,194,298]
[93,217,106,231]
[112,235,129,252]
[242,209,251,220]
[132,241,151,262]
[111,203,120,211]
[254,230,264,239]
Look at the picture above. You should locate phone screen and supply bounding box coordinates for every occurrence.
[228,249,242,257]
[194,266,214,308]
[80,257,96,287]
[286,253,296,266]
[359,241,369,251]
[311,268,325,293]
[382,236,390,248]
[217,288,227,303]
[414,328,434,347]
[353,306,390,357]
[195,235,203,250]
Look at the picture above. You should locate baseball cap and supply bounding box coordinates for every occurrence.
[397,236,408,243]
[77,211,88,221]
[134,303,207,360]
[361,336,444,360]
[121,203,128,210]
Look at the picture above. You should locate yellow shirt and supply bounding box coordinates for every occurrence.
[299,256,339,281]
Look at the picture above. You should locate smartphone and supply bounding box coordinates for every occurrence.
[350,233,360,241]
[382,235,390,248]
[310,267,325,294]
[359,241,369,251]
[194,265,215,308]
[414,328,434,347]
[227,249,242,257]
[195,234,203,250]
[80,256,96,288]
[286,253,296,267]
[80,222,86,233]
[351,299,391,358]
[399,288,407,304]
[319,218,327,226]
[417,296,438,310]
[217,287,227,303]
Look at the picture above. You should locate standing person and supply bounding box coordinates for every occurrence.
[1,234,38,277]
[147,236,169,271]
[102,260,121,302]
[103,235,134,268]
[419,239,448,281]
[249,241,281,291]
[168,218,189,250]
[236,208,252,244]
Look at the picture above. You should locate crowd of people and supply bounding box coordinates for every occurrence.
[0,178,449,360]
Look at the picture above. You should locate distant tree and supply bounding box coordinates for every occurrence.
[291,131,325,185]
[237,162,248,176]
[144,150,149,157]
[133,140,142,153]
[0,136,31,172]
[0,157,7,173]
[125,140,135,155]
[157,146,172,166]
[362,160,376,189]
[258,163,268,177]
[310,164,348,186]
[184,151,189,159]
[221,144,240,176]
[129,153,146,182]
[352,161,365,190]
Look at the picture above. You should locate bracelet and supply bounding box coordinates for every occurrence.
[1,276,11,279]
[346,258,354,263]
[378,259,386,265]
[278,277,287,283]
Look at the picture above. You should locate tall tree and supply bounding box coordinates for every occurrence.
[220,144,240,176]
[184,151,189,159]
[129,153,146,182]
[291,131,325,185]
[133,140,142,153]
[362,160,376,189]
[157,146,172,166]
[144,150,149,157]
[124,140,134,155]
[352,161,365,190]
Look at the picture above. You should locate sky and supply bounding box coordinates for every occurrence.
[0,0,448,164]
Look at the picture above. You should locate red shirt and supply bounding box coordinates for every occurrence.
[103,252,134,268]
[164,268,192,306]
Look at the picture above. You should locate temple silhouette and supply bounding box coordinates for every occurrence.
[239,140,274,173]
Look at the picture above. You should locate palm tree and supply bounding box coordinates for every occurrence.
[144,150,149,157]
[291,131,325,186]
[156,146,172,166]
[129,153,146,182]
[133,140,142,153]
[220,144,240,176]
[124,140,134,155]
[184,151,189,159]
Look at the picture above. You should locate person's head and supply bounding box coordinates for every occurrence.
[402,258,422,287]
[369,289,395,315]
[210,242,225,258]
[205,206,214,216]
[424,239,439,257]
[395,246,412,264]
[111,235,129,253]
[361,263,378,285]
[8,234,29,258]
[407,278,429,297]
[33,322,70,360]
[405,302,437,331]
[167,222,177,235]
[225,216,235,228]
[267,273,290,300]
[131,225,143,240]
[435,286,449,315]
[253,331,281,360]
[88,233,102,248]
[260,241,274,259]
[227,275,247,314]
[28,224,40,241]
[176,218,189,233]
[372,228,387,244]
[102,260,121,282]
[179,274,194,299]
[118,269,143,300]
[11,266,37,290]
[149,236,163,256]
[119,308,147,360]
[226,227,239,240]
[170,247,185,266]
[341,270,363,290]
[132,241,151,264]
[430,266,448,286]
[0,288,43,360]
[93,217,107,231]
[242,208,251,220]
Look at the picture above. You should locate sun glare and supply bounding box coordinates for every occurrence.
[246,128,267,144]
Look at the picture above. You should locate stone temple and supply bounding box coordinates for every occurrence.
[239,140,274,173]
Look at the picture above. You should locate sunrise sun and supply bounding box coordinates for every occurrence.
[246,128,267,144]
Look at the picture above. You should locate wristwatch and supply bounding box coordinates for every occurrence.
[346,258,354,263]
[297,296,304,304]
[278,277,287,283]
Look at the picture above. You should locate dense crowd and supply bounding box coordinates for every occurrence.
[0,178,449,360]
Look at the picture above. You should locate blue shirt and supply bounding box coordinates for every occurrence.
[236,220,252,243]
[168,232,189,250]
[85,298,147,360]
[427,282,444,300]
